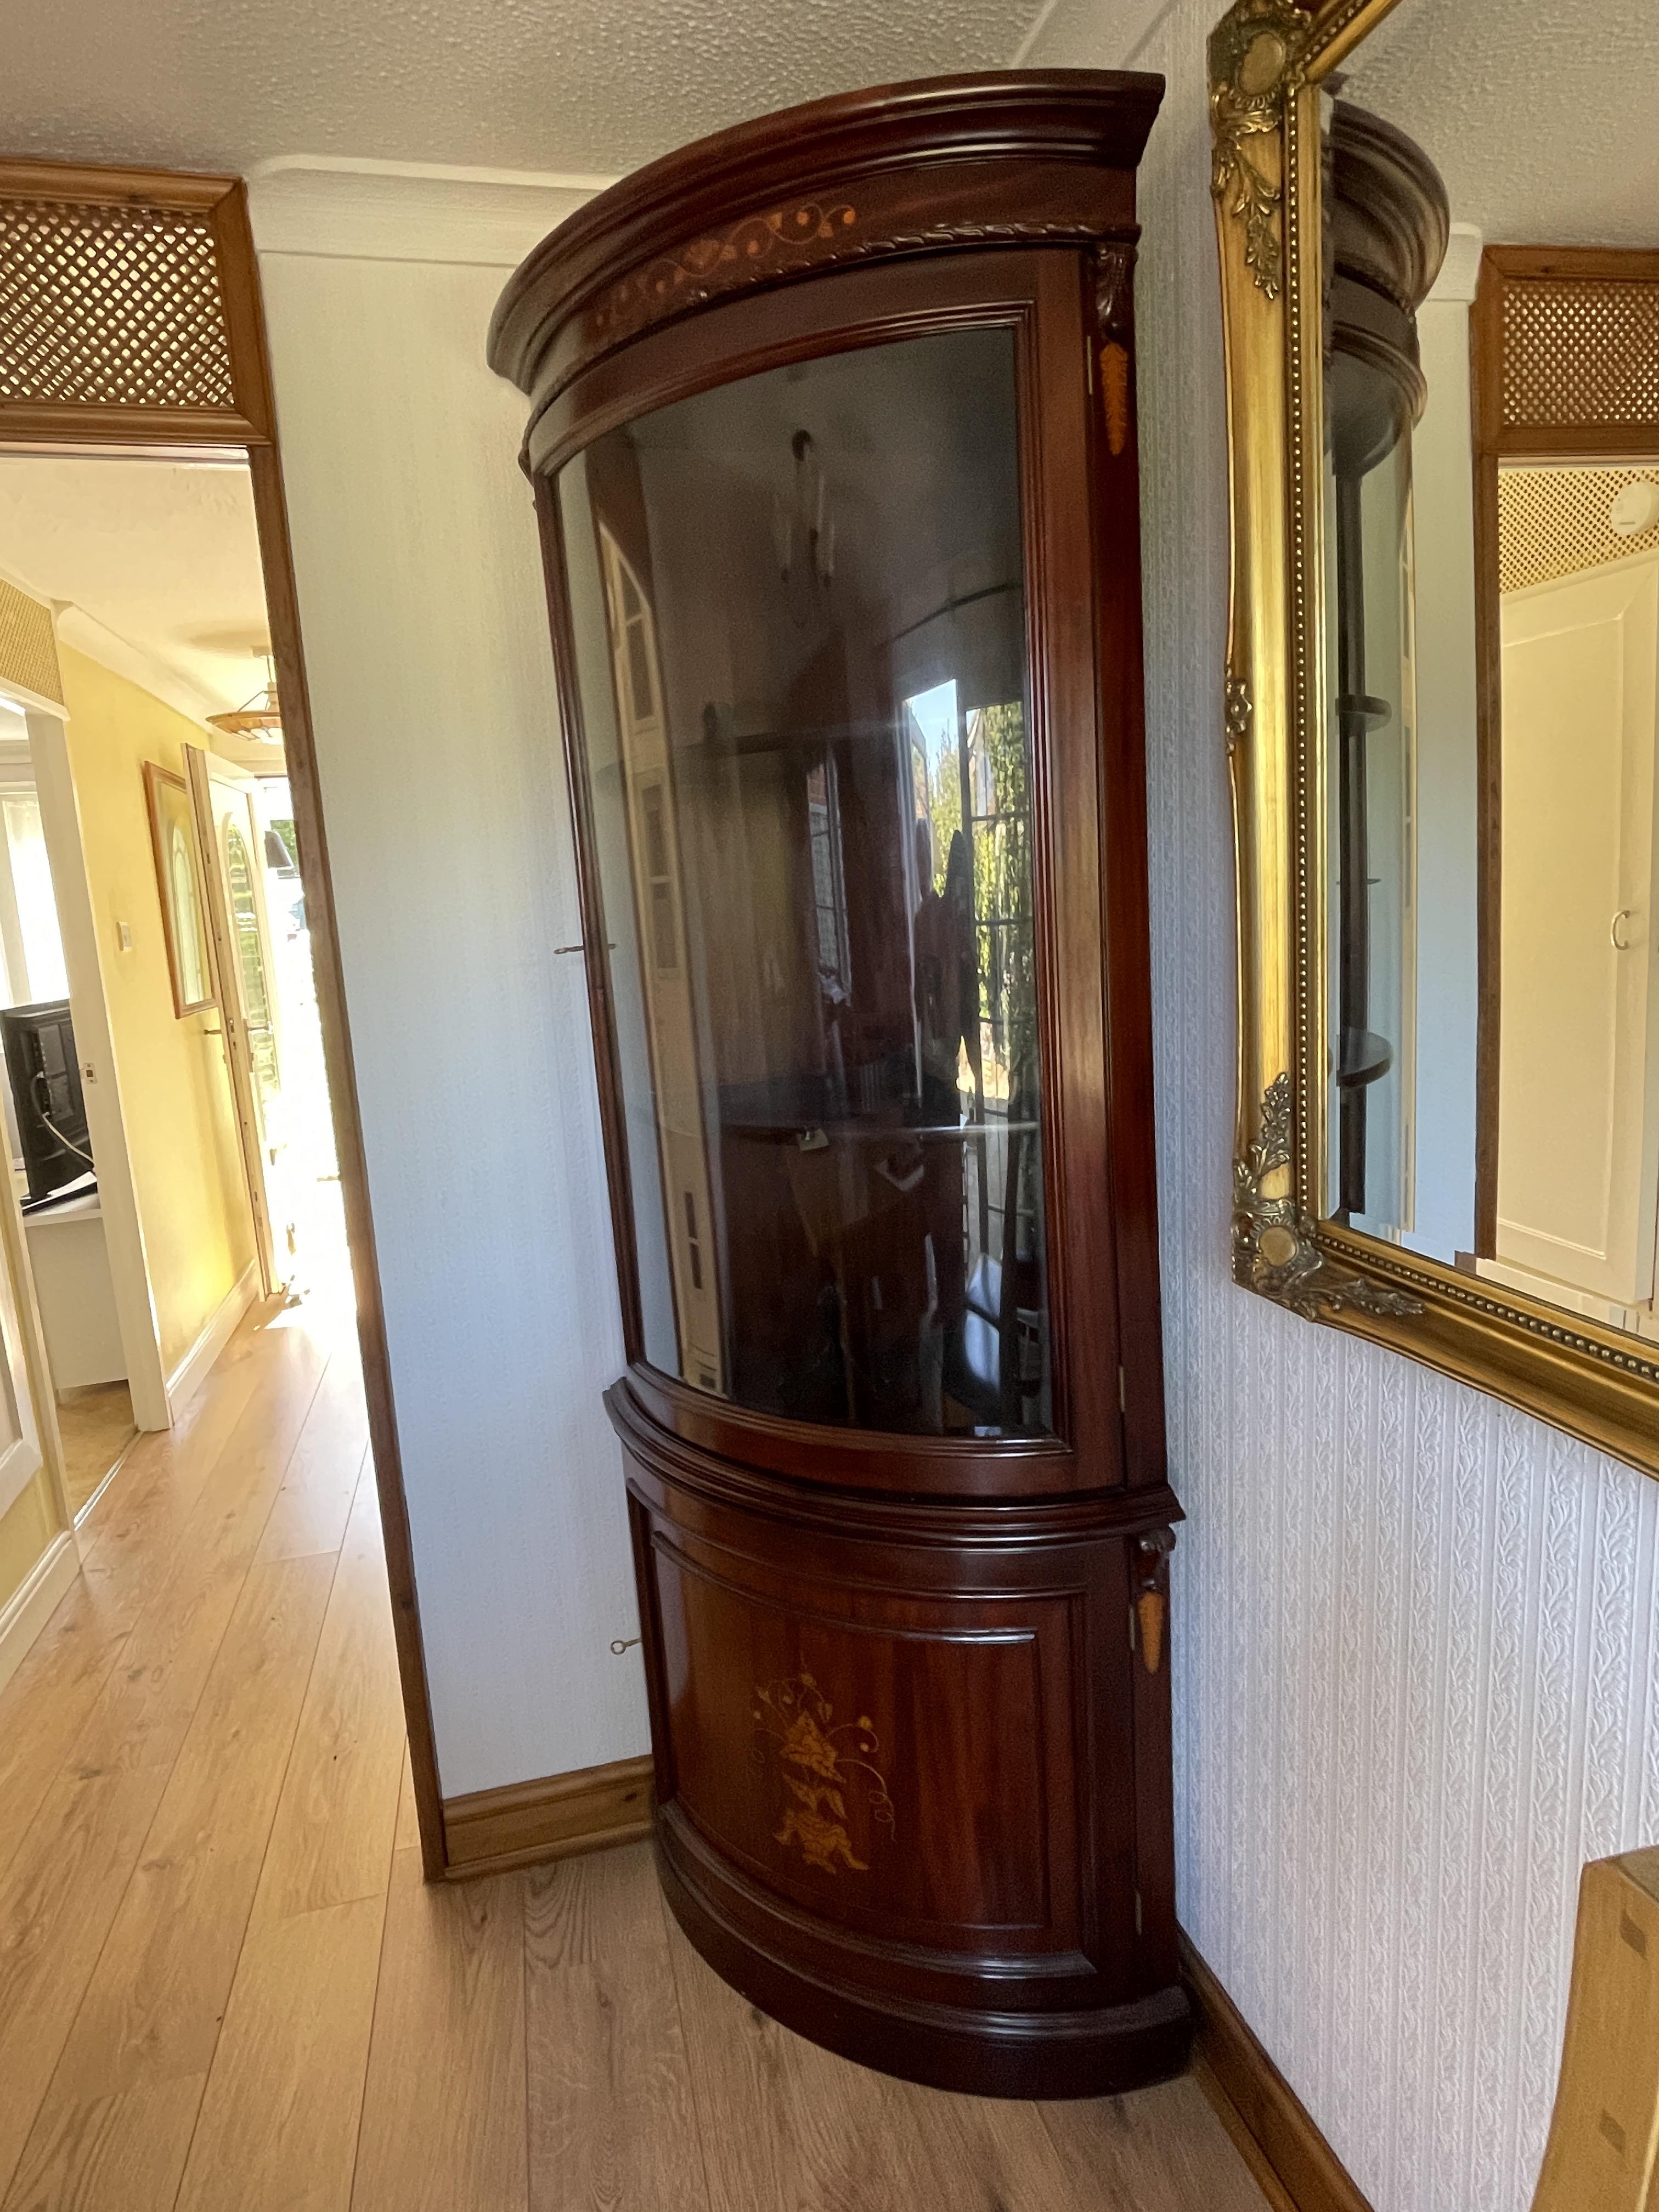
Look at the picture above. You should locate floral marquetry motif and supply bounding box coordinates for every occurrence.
[591,202,860,343]
[753,1671,896,1875]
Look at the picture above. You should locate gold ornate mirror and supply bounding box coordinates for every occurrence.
[1212,0,1659,1477]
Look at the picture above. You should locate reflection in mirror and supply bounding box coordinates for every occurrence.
[1323,0,1659,1350]
[558,328,1051,1436]
[1323,101,1448,1234]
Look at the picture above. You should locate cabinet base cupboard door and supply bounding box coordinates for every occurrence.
[490,70,1182,2098]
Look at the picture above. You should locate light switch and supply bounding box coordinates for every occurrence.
[116,921,133,951]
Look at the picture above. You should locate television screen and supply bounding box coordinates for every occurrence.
[2,1000,97,1208]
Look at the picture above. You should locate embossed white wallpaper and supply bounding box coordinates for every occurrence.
[1025,3,1659,2208]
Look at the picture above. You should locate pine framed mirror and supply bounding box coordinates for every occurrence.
[1211,0,1659,1478]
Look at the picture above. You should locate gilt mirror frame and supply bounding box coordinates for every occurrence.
[1210,0,1659,1480]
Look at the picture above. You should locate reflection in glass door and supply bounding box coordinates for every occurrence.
[560,325,1049,1437]
[599,525,725,1397]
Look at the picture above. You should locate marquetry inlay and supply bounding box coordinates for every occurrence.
[752,1671,895,1875]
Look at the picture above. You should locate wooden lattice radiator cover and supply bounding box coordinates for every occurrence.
[0,162,270,443]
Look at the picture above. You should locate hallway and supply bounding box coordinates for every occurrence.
[0,1267,1272,2212]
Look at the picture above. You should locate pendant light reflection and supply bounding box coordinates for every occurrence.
[774,430,836,614]
[207,653,284,744]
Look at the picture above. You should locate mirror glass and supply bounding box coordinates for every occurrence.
[557,325,1052,1437]
[1321,0,1659,1348]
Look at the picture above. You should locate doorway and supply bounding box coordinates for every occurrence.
[0,450,348,1522]
[0,690,131,1516]
[1482,461,1659,1335]
[0,153,438,1872]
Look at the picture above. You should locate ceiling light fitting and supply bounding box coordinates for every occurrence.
[207,654,283,742]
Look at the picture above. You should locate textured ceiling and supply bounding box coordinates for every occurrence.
[2,0,1051,179]
[1344,0,1659,249]
[0,456,269,721]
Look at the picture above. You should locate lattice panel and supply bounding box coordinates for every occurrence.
[1499,464,1659,594]
[1502,279,1659,430]
[0,577,63,706]
[0,198,236,410]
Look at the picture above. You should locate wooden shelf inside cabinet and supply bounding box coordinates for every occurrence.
[489,67,1180,2100]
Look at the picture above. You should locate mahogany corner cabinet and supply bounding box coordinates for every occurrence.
[489,70,1184,2098]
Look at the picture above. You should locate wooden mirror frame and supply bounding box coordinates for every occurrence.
[1210,0,1659,1480]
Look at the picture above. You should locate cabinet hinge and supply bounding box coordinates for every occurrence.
[1119,1365,1127,1413]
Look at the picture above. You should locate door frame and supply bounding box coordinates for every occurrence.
[25,694,174,1430]
[0,681,120,1518]
[0,156,445,1876]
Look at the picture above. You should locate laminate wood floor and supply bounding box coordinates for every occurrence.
[0,1260,1274,2212]
[54,1381,137,1518]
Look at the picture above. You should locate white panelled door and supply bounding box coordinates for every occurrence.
[1498,550,1659,1305]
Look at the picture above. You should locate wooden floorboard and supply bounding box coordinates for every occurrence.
[72,1304,285,1611]
[1040,2075,1281,2211]
[0,1573,137,1886]
[0,1760,174,2200]
[0,1253,1272,2212]
[9,1558,335,2212]
[349,1850,529,2212]
[0,1285,355,2212]
[662,1883,1097,2212]
[525,1845,710,2212]
[251,1457,402,1925]
[3,2073,207,2212]
[254,1350,370,1566]
[394,1742,420,1854]
[0,1305,283,1889]
[174,1894,386,2212]
[37,1555,335,2107]
[65,1336,329,1780]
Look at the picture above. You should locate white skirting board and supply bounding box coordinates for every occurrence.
[166,1262,259,1424]
[0,1529,78,1700]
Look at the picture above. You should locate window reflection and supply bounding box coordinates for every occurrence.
[557,328,1049,1436]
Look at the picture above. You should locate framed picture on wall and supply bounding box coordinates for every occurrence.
[143,761,215,1018]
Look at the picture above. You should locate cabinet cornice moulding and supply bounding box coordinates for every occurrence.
[245,155,616,269]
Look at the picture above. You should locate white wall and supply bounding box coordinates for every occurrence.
[1020,10,1659,2211]
[250,161,649,1799]
[1408,244,1483,1262]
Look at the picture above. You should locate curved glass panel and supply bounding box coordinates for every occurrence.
[557,326,1049,1436]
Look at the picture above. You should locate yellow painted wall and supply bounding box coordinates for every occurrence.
[0,1464,58,1613]
[57,646,254,1374]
